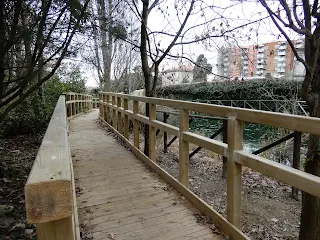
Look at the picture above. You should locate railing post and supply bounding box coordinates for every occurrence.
[112,96,117,129]
[106,95,110,123]
[100,94,103,118]
[80,95,83,113]
[102,94,106,120]
[133,100,139,149]
[227,117,243,229]
[36,216,74,240]
[77,95,79,114]
[149,103,156,161]
[179,109,189,187]
[117,97,123,134]
[164,112,168,153]
[124,98,129,139]
[222,119,228,178]
[72,94,76,116]
[84,95,87,111]
[292,131,301,200]
[68,94,72,117]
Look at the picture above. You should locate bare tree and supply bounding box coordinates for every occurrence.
[257,0,320,239]
[0,0,90,122]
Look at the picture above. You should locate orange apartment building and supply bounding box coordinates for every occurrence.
[218,40,304,79]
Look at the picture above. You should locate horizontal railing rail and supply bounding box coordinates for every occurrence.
[98,92,320,240]
[24,94,87,240]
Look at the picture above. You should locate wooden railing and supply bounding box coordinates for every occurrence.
[66,92,93,117]
[24,93,90,240]
[99,92,320,240]
[92,97,99,109]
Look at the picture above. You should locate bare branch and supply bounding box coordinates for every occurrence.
[156,0,195,65]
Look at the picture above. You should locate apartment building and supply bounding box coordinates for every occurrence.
[218,40,305,79]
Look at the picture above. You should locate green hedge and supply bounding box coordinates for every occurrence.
[158,80,302,101]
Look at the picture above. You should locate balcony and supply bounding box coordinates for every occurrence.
[278,45,286,50]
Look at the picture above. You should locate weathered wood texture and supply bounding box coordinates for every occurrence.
[66,92,93,117]
[25,95,81,240]
[69,110,223,240]
[25,96,72,224]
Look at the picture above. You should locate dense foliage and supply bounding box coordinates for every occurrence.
[158,80,302,101]
[0,75,86,137]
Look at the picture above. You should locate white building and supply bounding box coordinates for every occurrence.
[161,65,193,86]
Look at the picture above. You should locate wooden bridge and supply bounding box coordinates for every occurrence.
[24,92,320,240]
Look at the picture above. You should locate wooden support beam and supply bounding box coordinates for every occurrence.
[179,109,189,187]
[102,94,106,120]
[124,98,129,139]
[227,117,243,229]
[72,95,76,116]
[164,112,168,153]
[133,101,139,149]
[167,136,178,148]
[100,94,103,118]
[166,118,193,148]
[117,97,122,134]
[68,94,72,117]
[149,103,156,161]
[189,126,223,159]
[80,95,83,113]
[156,112,170,136]
[36,216,74,240]
[252,132,294,155]
[112,96,116,129]
[106,95,110,123]
[292,131,301,200]
[222,120,228,178]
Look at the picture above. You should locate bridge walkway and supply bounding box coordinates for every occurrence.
[68,110,222,240]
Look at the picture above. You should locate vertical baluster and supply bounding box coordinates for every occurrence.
[112,96,116,129]
[227,117,243,228]
[133,100,139,149]
[179,109,189,187]
[117,97,122,134]
[124,98,129,139]
[149,103,156,161]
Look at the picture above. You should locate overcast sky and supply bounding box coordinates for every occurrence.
[84,0,302,87]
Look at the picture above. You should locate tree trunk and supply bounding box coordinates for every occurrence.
[299,98,320,240]
[97,0,112,91]
[299,39,320,240]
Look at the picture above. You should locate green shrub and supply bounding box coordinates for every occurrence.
[158,80,302,101]
[0,75,86,137]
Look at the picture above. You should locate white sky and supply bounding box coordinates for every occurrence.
[84,0,302,87]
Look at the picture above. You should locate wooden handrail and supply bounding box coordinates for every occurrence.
[25,94,86,240]
[65,92,93,117]
[101,92,320,135]
[98,92,320,240]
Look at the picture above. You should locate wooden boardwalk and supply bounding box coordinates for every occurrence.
[68,110,222,240]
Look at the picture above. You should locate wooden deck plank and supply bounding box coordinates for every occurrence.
[69,110,223,240]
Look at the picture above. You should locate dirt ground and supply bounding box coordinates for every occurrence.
[0,134,42,240]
